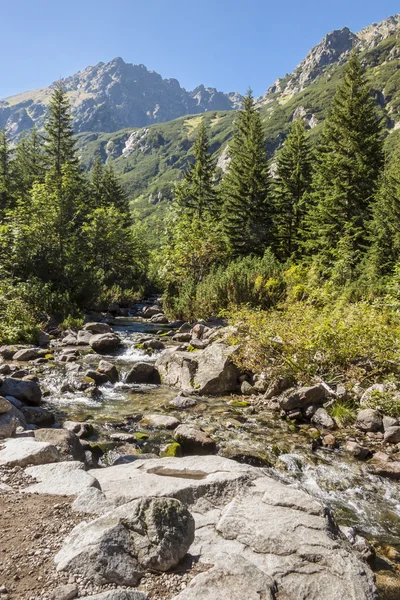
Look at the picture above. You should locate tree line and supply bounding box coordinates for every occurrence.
[0,83,148,320]
[162,52,398,312]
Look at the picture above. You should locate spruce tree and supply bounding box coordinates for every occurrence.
[221,89,271,257]
[307,53,383,274]
[368,147,400,277]
[90,159,129,216]
[14,127,45,198]
[273,118,312,260]
[0,130,14,217]
[174,120,218,219]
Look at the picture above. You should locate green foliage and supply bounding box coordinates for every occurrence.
[273,118,313,260]
[328,401,357,427]
[228,299,400,383]
[307,53,384,276]
[221,90,272,256]
[362,389,400,418]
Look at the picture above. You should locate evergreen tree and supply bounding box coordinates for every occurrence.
[43,82,79,178]
[90,159,129,215]
[273,118,312,260]
[221,89,271,257]
[368,147,400,277]
[307,53,383,275]
[14,127,45,198]
[0,130,14,217]
[174,120,218,219]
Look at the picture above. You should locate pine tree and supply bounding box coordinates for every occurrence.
[368,147,400,277]
[0,130,14,217]
[90,159,129,216]
[43,82,79,178]
[174,120,219,219]
[307,53,383,275]
[273,118,312,260]
[14,127,45,198]
[221,89,271,257]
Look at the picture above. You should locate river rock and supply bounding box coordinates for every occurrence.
[21,406,55,427]
[83,322,113,334]
[311,407,335,429]
[90,333,121,354]
[344,441,371,460]
[62,334,78,346]
[34,428,85,461]
[150,314,169,324]
[383,425,400,444]
[0,345,23,360]
[156,343,239,395]
[142,340,165,350]
[0,377,42,405]
[0,412,17,438]
[355,409,383,432]
[368,460,400,480]
[383,415,399,430]
[168,395,197,409]
[98,359,119,383]
[38,330,50,347]
[54,497,195,585]
[72,487,115,515]
[24,461,100,495]
[280,384,328,411]
[143,305,163,318]
[174,425,216,455]
[173,333,192,343]
[126,363,161,385]
[0,364,11,375]
[265,377,293,399]
[13,347,41,362]
[0,438,60,467]
[141,414,181,429]
[0,396,12,414]
[85,370,110,386]
[63,421,94,439]
[77,330,94,345]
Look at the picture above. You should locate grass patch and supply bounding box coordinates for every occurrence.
[329,401,357,427]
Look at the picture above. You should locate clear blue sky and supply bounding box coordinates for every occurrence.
[1,0,399,99]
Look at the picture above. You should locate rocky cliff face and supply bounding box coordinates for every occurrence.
[262,13,400,103]
[0,57,241,138]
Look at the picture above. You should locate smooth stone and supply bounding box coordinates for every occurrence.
[83,322,113,334]
[0,411,18,438]
[0,377,42,405]
[174,425,216,455]
[126,363,161,385]
[141,414,181,430]
[21,406,55,427]
[98,359,119,383]
[355,409,383,432]
[24,461,100,495]
[34,428,85,461]
[0,438,60,467]
[90,333,121,354]
[383,425,400,444]
[0,396,12,414]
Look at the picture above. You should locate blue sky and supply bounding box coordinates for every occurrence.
[1,0,399,99]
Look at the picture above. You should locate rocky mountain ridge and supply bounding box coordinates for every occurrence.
[0,57,242,137]
[261,13,400,103]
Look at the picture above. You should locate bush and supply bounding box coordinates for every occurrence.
[362,389,400,418]
[228,300,400,383]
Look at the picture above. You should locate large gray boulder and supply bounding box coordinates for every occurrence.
[0,438,60,467]
[54,497,195,585]
[0,396,12,414]
[174,425,216,455]
[279,384,328,411]
[83,322,113,334]
[21,406,55,426]
[13,347,41,361]
[34,428,85,461]
[126,362,161,385]
[23,461,100,495]
[98,359,119,383]
[156,343,239,394]
[0,377,42,405]
[355,409,383,432]
[90,333,121,354]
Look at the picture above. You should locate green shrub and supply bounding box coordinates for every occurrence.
[329,401,357,427]
[363,389,400,418]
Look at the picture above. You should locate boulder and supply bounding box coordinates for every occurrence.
[280,384,328,411]
[77,330,94,345]
[63,421,94,439]
[83,322,112,334]
[0,396,12,414]
[98,360,119,383]
[0,411,17,438]
[126,363,161,385]
[173,333,192,343]
[13,347,41,361]
[23,461,100,495]
[383,425,400,444]
[85,370,110,386]
[143,305,163,318]
[344,441,371,460]
[0,438,59,467]
[90,333,121,354]
[0,345,23,360]
[141,414,181,430]
[38,330,50,347]
[311,407,335,429]
[240,381,254,395]
[265,377,294,399]
[0,364,11,375]
[21,406,55,427]
[54,497,195,585]
[368,460,400,480]
[168,395,197,409]
[150,314,169,324]
[142,340,165,350]
[156,343,239,395]
[355,409,382,432]
[0,377,42,405]
[174,425,216,455]
[72,487,115,516]
[62,334,78,346]
[34,428,85,461]
[383,415,399,431]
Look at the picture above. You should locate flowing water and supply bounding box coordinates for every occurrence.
[37,317,400,562]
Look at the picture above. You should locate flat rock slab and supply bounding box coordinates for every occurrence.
[82,592,148,600]
[23,461,100,495]
[89,455,257,508]
[0,438,60,467]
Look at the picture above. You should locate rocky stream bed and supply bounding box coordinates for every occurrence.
[0,299,400,599]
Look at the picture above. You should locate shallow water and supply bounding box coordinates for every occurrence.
[39,316,400,552]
